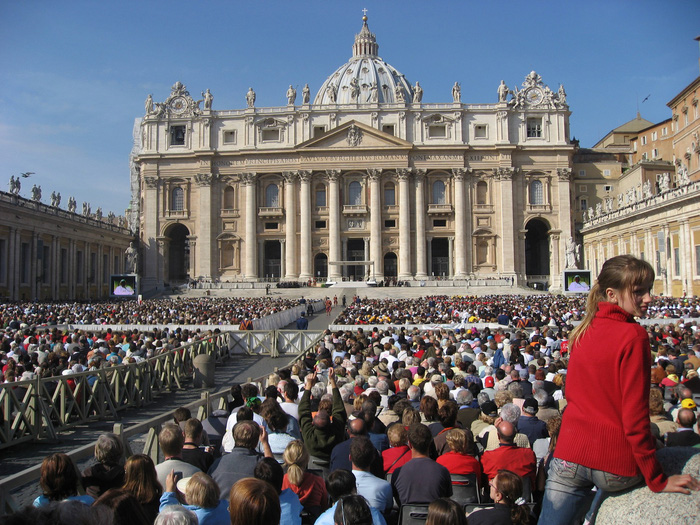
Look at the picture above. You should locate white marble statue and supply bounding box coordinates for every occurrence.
[145,94,154,115]
[413,82,423,103]
[68,196,77,213]
[302,84,310,104]
[349,78,360,101]
[617,194,624,209]
[394,83,405,103]
[327,83,337,103]
[95,207,103,221]
[565,236,577,268]
[286,85,296,105]
[595,202,603,216]
[370,82,378,102]
[658,172,670,193]
[677,164,690,186]
[202,89,213,110]
[498,80,508,102]
[642,180,652,199]
[246,87,256,108]
[604,197,613,213]
[31,184,41,202]
[452,82,461,103]
[125,241,138,273]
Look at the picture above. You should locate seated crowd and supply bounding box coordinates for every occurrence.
[4,311,700,524]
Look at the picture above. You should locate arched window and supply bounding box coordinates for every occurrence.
[432,180,446,204]
[476,181,488,205]
[315,184,327,207]
[265,184,279,207]
[348,181,362,205]
[529,180,544,205]
[384,182,396,206]
[223,186,235,209]
[171,187,184,211]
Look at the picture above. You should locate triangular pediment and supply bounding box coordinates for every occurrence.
[297,120,413,150]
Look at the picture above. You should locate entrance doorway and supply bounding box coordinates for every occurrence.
[346,239,365,280]
[263,241,281,280]
[431,238,449,278]
[165,223,190,283]
[525,219,550,276]
[314,253,328,280]
[383,252,397,278]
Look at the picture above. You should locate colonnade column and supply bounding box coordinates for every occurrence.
[7,227,17,300]
[397,168,412,279]
[327,170,342,280]
[427,236,433,277]
[680,220,692,295]
[448,237,454,278]
[497,168,516,276]
[367,168,383,279]
[414,170,427,278]
[283,171,297,280]
[298,171,312,280]
[549,231,561,290]
[242,172,258,281]
[31,232,39,300]
[452,169,467,278]
[280,239,286,279]
[194,173,214,279]
[142,176,161,290]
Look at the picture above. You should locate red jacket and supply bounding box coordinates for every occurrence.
[481,444,536,487]
[555,302,667,492]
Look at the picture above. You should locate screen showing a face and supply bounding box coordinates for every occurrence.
[563,270,592,293]
[111,275,137,297]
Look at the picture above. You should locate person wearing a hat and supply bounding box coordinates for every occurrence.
[481,376,496,401]
[518,398,548,446]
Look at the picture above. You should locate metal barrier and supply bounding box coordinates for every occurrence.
[0,339,317,516]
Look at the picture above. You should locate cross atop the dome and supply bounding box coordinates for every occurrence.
[362,8,368,17]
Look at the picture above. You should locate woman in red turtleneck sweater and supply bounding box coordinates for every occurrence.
[538,255,699,525]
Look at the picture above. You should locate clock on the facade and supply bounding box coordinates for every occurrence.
[170,97,187,114]
[526,87,544,106]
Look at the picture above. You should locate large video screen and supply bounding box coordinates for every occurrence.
[110,274,138,298]
[563,269,592,294]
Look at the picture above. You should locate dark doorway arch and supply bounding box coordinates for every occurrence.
[314,253,328,279]
[165,223,190,283]
[431,238,449,277]
[346,239,365,280]
[525,218,550,276]
[263,241,281,280]
[383,252,397,278]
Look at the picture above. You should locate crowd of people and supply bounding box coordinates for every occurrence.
[333,294,700,327]
[6,279,700,523]
[0,296,303,327]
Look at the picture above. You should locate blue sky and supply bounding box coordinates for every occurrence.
[1,0,699,216]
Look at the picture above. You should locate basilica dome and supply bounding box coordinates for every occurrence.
[314,16,414,106]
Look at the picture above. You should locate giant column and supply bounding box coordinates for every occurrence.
[195,173,214,279]
[298,170,312,280]
[283,171,298,280]
[243,172,258,280]
[142,176,161,290]
[554,168,573,290]
[367,168,383,279]
[397,168,412,279]
[414,170,427,278]
[497,168,517,276]
[452,168,467,278]
[327,170,342,280]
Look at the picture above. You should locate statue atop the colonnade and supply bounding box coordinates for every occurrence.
[498,80,509,102]
[452,82,461,103]
[31,184,42,202]
[302,84,310,104]
[246,87,256,108]
[202,89,213,110]
[286,85,297,105]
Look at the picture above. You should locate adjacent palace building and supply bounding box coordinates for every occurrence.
[132,16,575,292]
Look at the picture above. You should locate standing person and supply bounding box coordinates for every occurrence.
[296,312,309,330]
[326,298,333,316]
[538,255,700,525]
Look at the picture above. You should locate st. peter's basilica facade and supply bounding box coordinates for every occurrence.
[132,16,574,292]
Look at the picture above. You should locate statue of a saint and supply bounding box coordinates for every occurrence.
[557,85,567,106]
[452,82,461,103]
[50,191,57,207]
[642,180,652,199]
[565,237,577,268]
[497,80,508,102]
[412,82,423,103]
[302,84,310,104]
[595,203,603,217]
[326,83,338,103]
[394,84,405,103]
[9,175,15,194]
[95,207,103,221]
[286,85,296,105]
[55,192,61,207]
[108,211,115,224]
[658,172,670,193]
[349,78,360,101]
[31,184,41,202]
[125,242,138,273]
[246,87,256,108]
[10,176,20,195]
[145,94,154,115]
[369,82,378,102]
[201,89,213,110]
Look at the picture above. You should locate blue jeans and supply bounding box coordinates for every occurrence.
[537,458,643,525]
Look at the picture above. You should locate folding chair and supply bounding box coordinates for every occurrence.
[450,473,480,505]
[399,504,430,525]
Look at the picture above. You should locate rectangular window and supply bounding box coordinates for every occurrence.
[433,219,447,228]
[384,219,396,228]
[651,131,658,141]
[603,169,611,177]
[315,188,326,207]
[313,126,326,137]
[61,248,68,284]
[641,136,647,146]
[223,130,237,144]
[652,149,659,158]
[170,125,186,146]
[76,251,84,284]
[674,247,680,276]
[0,239,6,284]
[579,185,587,193]
[261,129,280,141]
[474,124,487,138]
[382,125,395,135]
[428,125,446,138]
[632,141,637,152]
[578,170,586,177]
[662,127,668,137]
[42,245,50,284]
[526,118,542,138]
[580,198,587,211]
[264,222,278,230]
[604,185,612,192]
[20,242,30,284]
[315,220,326,229]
